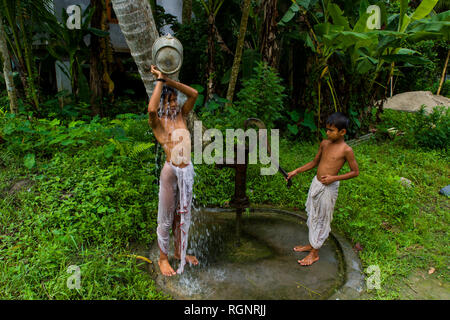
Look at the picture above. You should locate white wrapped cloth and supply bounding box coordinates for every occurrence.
[305,176,339,249]
[156,161,195,274]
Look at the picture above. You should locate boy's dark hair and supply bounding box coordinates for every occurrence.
[326,112,349,131]
[161,85,177,102]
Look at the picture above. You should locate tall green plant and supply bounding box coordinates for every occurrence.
[200,0,226,99]
[40,5,109,104]
[0,0,54,114]
[234,61,287,129]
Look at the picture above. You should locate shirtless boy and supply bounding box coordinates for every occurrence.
[148,65,199,276]
[286,112,359,266]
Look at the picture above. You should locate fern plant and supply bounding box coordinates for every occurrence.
[108,138,154,162]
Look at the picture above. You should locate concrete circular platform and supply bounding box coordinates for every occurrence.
[148,207,364,300]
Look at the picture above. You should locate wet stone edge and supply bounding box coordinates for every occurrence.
[206,206,366,300]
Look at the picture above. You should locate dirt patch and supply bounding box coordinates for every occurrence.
[382,91,450,114]
[358,268,450,300]
[7,179,34,195]
[399,270,450,300]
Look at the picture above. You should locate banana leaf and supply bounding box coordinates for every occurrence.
[356,58,375,74]
[324,30,374,45]
[353,11,371,32]
[327,2,351,31]
[407,30,449,41]
[399,0,439,32]
[408,10,450,41]
[278,0,317,26]
[381,54,430,65]
[398,0,409,32]
[410,0,439,21]
[359,0,369,18]
[314,22,344,37]
[357,47,379,64]
[278,1,300,26]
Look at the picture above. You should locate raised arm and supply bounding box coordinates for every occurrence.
[148,65,164,127]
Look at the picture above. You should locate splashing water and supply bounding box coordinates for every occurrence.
[149,208,347,300]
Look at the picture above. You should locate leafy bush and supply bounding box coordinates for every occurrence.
[0,112,165,299]
[234,61,287,129]
[394,40,444,94]
[196,62,287,131]
[378,106,449,150]
[425,79,450,98]
[0,112,156,170]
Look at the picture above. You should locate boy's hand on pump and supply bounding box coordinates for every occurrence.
[286,170,298,181]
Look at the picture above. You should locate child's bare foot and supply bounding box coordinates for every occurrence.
[185,255,199,266]
[174,254,199,266]
[293,244,313,252]
[158,258,176,276]
[298,250,319,266]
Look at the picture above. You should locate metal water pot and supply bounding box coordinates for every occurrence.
[152,34,183,75]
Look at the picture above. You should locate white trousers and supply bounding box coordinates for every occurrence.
[156,161,195,274]
[305,176,339,249]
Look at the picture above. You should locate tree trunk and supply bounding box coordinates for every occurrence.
[225,0,252,105]
[206,14,216,101]
[90,0,105,116]
[260,0,279,69]
[111,0,159,98]
[182,0,192,24]
[437,49,449,96]
[90,0,115,116]
[0,16,18,114]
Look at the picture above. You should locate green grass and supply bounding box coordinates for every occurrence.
[0,111,448,299]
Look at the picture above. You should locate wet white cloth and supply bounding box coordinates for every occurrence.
[156,161,195,274]
[305,176,339,249]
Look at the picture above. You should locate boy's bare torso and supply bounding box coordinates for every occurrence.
[151,114,191,168]
[317,139,349,178]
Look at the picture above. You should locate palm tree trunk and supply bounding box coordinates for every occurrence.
[260,0,279,69]
[110,0,159,98]
[182,0,192,24]
[0,16,17,114]
[225,0,252,105]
